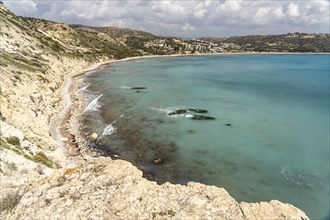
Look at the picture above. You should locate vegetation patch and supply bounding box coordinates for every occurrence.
[33,152,54,168]
[6,136,20,146]
[151,210,176,219]
[0,138,11,150]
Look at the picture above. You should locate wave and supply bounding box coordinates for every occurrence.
[281,166,325,190]
[119,85,130,89]
[102,123,116,136]
[76,84,89,93]
[84,95,103,112]
[77,78,85,83]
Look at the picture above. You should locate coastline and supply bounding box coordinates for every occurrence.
[49,59,115,156]
[48,52,327,218]
[1,53,310,219]
[53,51,329,158]
[0,2,317,217]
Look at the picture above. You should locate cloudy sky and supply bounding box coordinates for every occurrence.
[3,0,330,38]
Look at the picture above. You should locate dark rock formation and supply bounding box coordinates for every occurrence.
[188,109,208,113]
[131,87,146,90]
[191,115,216,120]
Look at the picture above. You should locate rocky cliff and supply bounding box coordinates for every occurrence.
[0,3,309,219]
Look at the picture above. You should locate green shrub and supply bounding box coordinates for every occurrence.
[23,154,33,161]
[33,152,54,168]
[6,136,20,146]
[12,148,21,155]
[0,138,11,150]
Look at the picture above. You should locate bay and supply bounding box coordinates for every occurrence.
[78,54,330,219]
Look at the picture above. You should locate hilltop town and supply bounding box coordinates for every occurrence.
[140,33,330,54]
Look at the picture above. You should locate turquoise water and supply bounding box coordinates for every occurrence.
[78,54,329,219]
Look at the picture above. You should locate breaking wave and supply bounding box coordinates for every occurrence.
[84,95,103,112]
[119,85,130,89]
[76,84,89,93]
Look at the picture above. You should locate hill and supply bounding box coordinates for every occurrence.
[201,33,330,52]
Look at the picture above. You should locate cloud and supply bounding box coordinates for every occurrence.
[287,3,301,17]
[3,0,329,37]
[4,0,38,15]
[182,22,195,32]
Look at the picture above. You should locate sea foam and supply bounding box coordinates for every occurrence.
[151,106,186,117]
[281,166,324,189]
[102,123,116,136]
[119,85,130,89]
[76,84,89,93]
[84,95,103,112]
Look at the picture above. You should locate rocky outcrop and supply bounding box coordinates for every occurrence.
[1,157,308,220]
[240,200,309,220]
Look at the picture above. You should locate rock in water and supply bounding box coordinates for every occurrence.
[131,87,146,90]
[168,109,187,115]
[191,115,216,120]
[188,109,208,113]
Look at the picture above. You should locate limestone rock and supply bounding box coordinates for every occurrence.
[1,157,309,220]
[239,200,309,220]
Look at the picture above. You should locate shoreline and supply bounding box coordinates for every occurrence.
[53,51,329,157]
[49,60,116,156]
[42,52,313,219]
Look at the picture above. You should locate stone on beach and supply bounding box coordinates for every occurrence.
[90,133,98,139]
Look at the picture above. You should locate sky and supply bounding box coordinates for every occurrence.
[3,0,330,38]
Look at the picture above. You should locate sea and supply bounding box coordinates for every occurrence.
[76,54,329,219]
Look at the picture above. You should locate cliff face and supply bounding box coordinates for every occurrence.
[0,3,102,150]
[0,3,309,219]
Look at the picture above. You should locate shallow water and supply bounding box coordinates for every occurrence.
[78,54,329,219]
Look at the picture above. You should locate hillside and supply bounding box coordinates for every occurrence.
[201,33,330,52]
[0,3,310,219]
